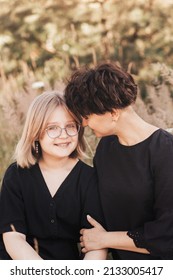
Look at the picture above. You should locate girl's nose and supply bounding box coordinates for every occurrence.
[59,128,69,138]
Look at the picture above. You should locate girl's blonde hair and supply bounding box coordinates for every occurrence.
[14,91,85,168]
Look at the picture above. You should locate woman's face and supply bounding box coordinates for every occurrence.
[82,112,117,137]
[39,106,79,160]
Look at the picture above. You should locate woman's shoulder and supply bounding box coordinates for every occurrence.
[159,128,173,140]
[149,129,173,162]
[150,128,173,147]
[94,136,117,162]
[96,135,117,150]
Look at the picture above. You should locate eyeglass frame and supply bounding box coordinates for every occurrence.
[45,122,81,139]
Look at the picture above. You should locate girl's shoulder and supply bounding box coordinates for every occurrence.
[3,162,18,179]
[74,160,97,184]
[77,159,94,174]
[2,162,37,183]
[1,162,22,191]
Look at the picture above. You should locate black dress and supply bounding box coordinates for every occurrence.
[0,160,104,260]
[94,129,173,260]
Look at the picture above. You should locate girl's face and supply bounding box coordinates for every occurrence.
[39,106,79,160]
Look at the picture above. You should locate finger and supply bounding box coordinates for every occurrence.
[80,236,83,242]
[87,215,103,229]
[81,247,87,253]
[80,228,85,235]
[80,241,84,248]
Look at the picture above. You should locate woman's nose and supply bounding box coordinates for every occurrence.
[82,118,88,127]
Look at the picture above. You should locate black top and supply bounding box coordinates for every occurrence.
[94,129,173,260]
[0,160,104,260]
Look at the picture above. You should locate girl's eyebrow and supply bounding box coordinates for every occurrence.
[46,120,75,125]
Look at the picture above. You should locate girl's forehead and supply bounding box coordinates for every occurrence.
[47,106,75,123]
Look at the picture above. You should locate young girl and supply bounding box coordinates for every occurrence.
[0,91,106,260]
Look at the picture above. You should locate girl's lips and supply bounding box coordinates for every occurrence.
[54,142,71,147]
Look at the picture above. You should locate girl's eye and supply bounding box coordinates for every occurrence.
[48,126,58,131]
[66,123,76,129]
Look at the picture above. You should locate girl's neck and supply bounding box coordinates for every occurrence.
[39,156,78,172]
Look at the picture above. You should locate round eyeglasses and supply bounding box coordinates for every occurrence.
[45,122,80,139]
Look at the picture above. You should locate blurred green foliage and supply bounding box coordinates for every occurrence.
[1,0,173,81]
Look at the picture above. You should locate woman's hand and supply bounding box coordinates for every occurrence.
[80,215,150,255]
[80,215,107,253]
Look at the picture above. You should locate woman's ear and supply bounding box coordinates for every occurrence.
[111,109,120,122]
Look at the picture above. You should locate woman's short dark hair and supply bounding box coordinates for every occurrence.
[65,62,138,118]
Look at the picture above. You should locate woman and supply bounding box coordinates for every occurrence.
[64,62,173,260]
[0,91,106,260]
